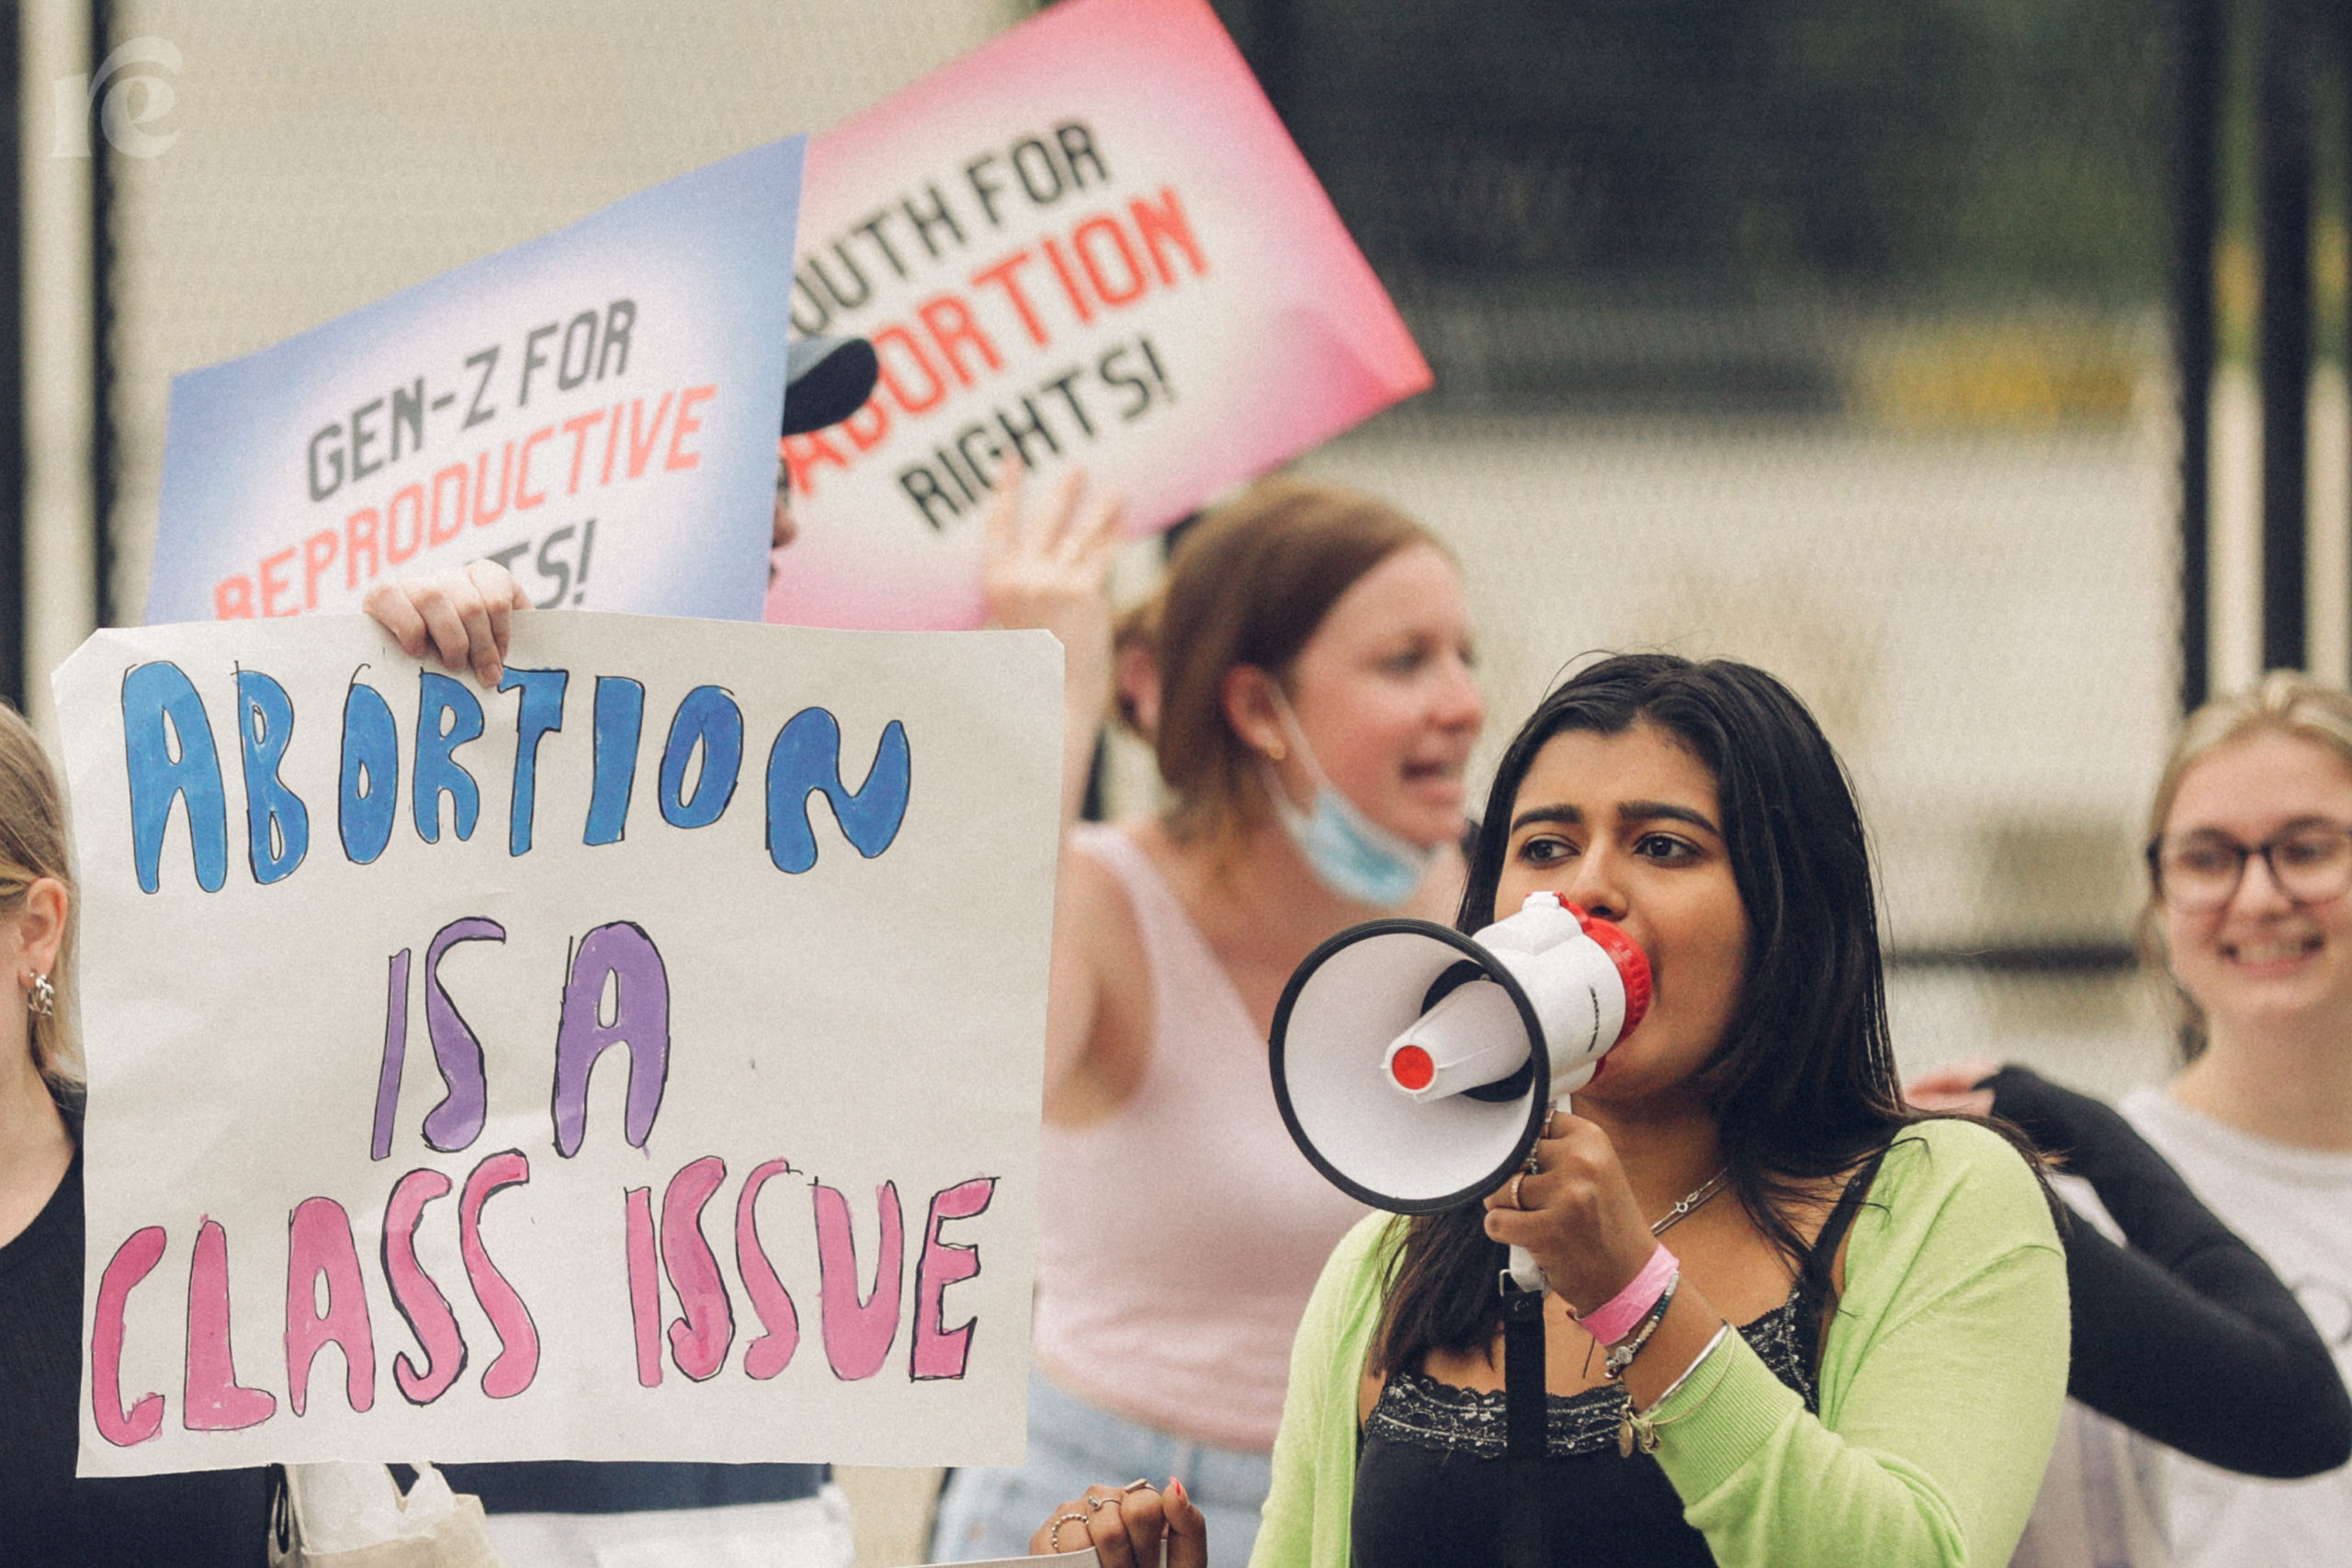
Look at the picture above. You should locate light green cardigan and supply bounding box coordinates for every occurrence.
[1251,1118,2069,1568]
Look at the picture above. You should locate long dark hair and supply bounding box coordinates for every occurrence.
[1374,653,1915,1373]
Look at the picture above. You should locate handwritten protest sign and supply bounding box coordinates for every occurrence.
[146,139,804,628]
[771,0,1430,629]
[54,613,1061,1473]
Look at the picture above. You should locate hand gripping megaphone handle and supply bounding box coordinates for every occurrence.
[1504,1096,1566,1295]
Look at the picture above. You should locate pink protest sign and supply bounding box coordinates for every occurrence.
[772,0,1430,629]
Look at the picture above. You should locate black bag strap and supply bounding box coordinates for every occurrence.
[1502,1285,1548,1459]
[1799,1145,1891,1382]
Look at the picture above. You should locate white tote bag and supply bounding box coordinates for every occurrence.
[269,1461,507,1568]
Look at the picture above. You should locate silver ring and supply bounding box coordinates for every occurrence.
[1087,1494,1121,1512]
[1049,1512,1090,1551]
[1509,1172,1527,1210]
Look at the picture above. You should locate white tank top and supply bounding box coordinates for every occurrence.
[1032,824,1371,1450]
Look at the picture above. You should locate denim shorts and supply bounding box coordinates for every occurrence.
[929,1371,1273,1563]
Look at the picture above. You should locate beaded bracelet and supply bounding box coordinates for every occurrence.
[1602,1269,1679,1381]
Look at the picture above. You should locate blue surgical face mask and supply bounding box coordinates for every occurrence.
[1265,692,1435,908]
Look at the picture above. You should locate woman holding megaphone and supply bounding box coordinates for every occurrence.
[1037,654,2069,1567]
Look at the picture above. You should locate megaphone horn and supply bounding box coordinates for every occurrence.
[1269,891,1652,1291]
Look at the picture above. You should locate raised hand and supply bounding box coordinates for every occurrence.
[983,458,1124,656]
[980,457,1125,821]
[1480,1108,1657,1315]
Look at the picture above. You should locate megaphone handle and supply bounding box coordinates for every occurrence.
[1503,1094,1567,1294]
[1507,1244,1547,1294]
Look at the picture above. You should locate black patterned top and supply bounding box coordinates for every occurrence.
[1350,1156,1883,1568]
[1363,1286,1817,1461]
[1,1154,271,1567]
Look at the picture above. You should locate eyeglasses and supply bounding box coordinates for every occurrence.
[2145,824,2352,911]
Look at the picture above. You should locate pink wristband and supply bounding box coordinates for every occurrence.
[1576,1243,1678,1346]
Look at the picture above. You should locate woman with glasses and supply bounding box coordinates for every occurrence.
[2119,671,2352,1567]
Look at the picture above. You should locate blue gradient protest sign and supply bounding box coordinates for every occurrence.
[148,138,803,626]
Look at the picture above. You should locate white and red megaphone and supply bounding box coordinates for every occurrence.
[1269,891,1651,1292]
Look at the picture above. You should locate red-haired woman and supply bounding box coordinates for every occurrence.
[926,465,1485,1562]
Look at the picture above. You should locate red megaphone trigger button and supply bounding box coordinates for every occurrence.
[1389,1045,1435,1091]
[1575,912,1653,1040]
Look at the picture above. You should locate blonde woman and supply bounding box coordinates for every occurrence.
[2121,672,2352,1568]
[0,702,272,1564]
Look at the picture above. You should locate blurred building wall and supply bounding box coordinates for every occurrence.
[99,0,1025,622]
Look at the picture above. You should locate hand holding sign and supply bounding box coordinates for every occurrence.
[149,139,804,627]
[363,561,532,688]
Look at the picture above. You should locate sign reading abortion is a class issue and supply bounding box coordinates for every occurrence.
[146,139,804,628]
[55,615,1061,1473]
[771,0,1430,630]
